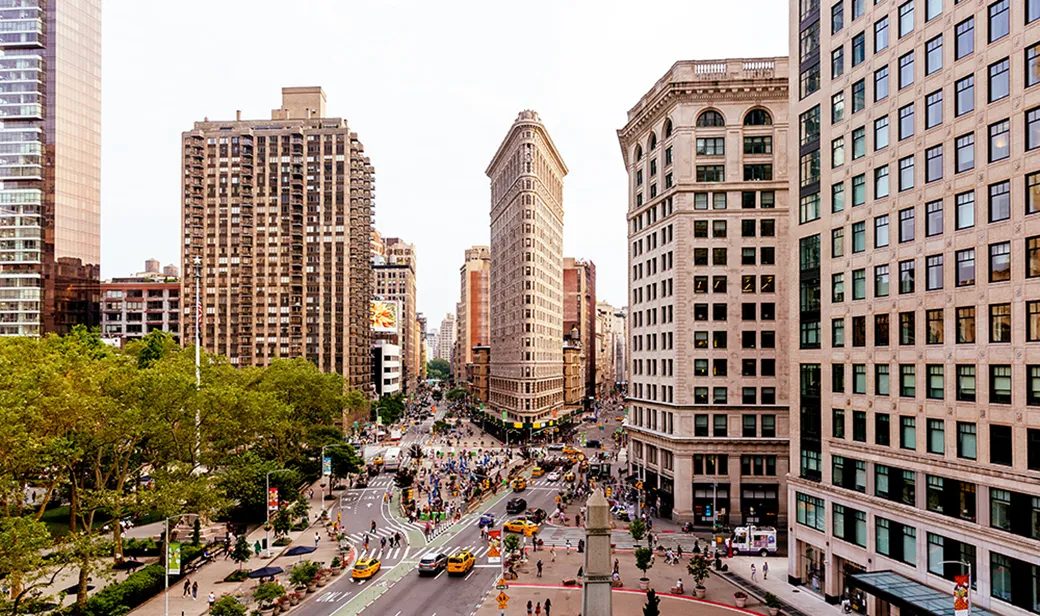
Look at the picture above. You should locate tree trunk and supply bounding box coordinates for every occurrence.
[75,562,90,610]
[113,518,124,562]
[68,482,78,534]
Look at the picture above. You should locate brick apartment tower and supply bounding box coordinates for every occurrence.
[486,110,569,433]
[619,58,791,522]
[0,0,101,336]
[564,257,598,400]
[181,87,374,394]
[373,236,418,393]
[455,245,491,385]
[788,0,1040,611]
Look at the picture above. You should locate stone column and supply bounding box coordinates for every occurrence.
[581,488,613,615]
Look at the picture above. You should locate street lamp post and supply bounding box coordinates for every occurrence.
[936,560,974,614]
[164,513,199,616]
[193,255,202,468]
[265,468,292,557]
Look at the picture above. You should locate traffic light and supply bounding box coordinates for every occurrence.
[404,489,413,503]
[605,487,611,498]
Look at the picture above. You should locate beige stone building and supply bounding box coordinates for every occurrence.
[181,87,374,394]
[435,313,455,363]
[619,58,791,523]
[787,0,1040,612]
[455,245,491,385]
[485,110,570,436]
[595,300,623,396]
[564,257,598,401]
[373,236,418,394]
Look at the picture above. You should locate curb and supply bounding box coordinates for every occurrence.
[499,584,765,615]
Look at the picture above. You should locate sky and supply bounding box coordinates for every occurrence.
[101,0,788,324]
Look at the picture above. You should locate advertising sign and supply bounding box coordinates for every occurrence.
[167,542,182,575]
[370,300,400,333]
[267,487,279,511]
[953,575,971,616]
[322,456,332,476]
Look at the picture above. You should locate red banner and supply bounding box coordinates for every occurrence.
[268,487,279,511]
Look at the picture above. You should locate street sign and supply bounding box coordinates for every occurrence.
[487,545,501,564]
[636,481,643,490]
[495,578,508,590]
[496,591,509,608]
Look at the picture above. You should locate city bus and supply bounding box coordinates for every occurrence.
[383,447,402,472]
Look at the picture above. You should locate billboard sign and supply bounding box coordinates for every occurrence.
[371,300,400,333]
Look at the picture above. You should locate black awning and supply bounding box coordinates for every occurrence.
[848,571,998,616]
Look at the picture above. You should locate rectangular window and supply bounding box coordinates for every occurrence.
[875,165,890,198]
[875,215,890,248]
[853,269,866,300]
[833,408,846,439]
[926,90,942,129]
[832,273,845,302]
[832,92,845,123]
[901,416,917,449]
[955,133,975,173]
[955,249,975,287]
[926,0,942,21]
[899,208,914,242]
[831,137,845,168]
[990,364,1011,404]
[927,364,944,399]
[852,316,866,346]
[900,312,916,345]
[853,174,866,206]
[1029,301,1040,342]
[800,65,821,99]
[899,1,914,37]
[989,242,1010,283]
[742,414,757,438]
[898,156,914,191]
[853,411,867,442]
[956,76,974,116]
[989,425,1012,466]
[874,16,889,52]
[957,365,976,402]
[800,151,820,187]
[988,58,1009,102]
[874,116,889,150]
[927,309,944,344]
[957,422,977,460]
[899,259,915,293]
[926,35,942,74]
[956,191,974,229]
[832,47,845,78]
[696,165,725,182]
[875,314,890,346]
[875,66,889,101]
[877,364,890,395]
[1028,107,1040,151]
[852,79,866,113]
[925,145,942,183]
[875,265,890,297]
[852,127,865,158]
[801,105,821,144]
[899,104,915,140]
[989,303,1011,343]
[744,136,773,154]
[988,120,1010,162]
[852,221,865,252]
[928,419,945,454]
[1029,44,1040,89]
[832,182,845,213]
[852,32,866,66]
[988,0,1009,42]
[926,254,944,290]
[696,137,725,156]
[899,52,915,89]
[853,364,867,394]
[832,1,845,33]
[900,366,916,399]
[989,180,1010,222]
[875,412,890,445]
[796,492,826,532]
[956,306,975,343]
[955,17,974,59]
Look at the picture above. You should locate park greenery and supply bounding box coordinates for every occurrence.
[0,327,363,614]
[426,358,450,380]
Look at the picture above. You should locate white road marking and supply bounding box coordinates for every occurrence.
[434,569,445,580]
[464,570,475,580]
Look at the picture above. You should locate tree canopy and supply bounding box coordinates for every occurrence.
[426,358,449,380]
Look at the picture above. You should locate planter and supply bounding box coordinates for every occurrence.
[279,603,290,613]
[260,607,277,616]
[305,583,316,593]
[695,586,707,599]
[638,578,650,591]
[768,609,780,616]
[289,595,301,605]
[735,597,747,608]
[316,577,328,587]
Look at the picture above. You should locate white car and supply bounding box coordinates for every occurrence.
[547,471,561,481]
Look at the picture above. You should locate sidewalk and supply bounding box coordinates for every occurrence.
[131,480,342,616]
[720,555,838,616]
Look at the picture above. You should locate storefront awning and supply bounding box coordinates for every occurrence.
[848,571,999,616]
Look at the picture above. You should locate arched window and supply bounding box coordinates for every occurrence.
[744,109,773,126]
[664,118,673,138]
[635,144,643,161]
[696,110,725,127]
[648,132,657,151]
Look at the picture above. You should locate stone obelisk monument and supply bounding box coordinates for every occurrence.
[581,488,613,614]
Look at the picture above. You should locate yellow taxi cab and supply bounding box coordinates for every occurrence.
[563,471,576,482]
[531,467,545,477]
[615,415,625,421]
[503,519,540,536]
[511,478,527,491]
[446,550,475,575]
[351,558,381,579]
[562,446,581,456]
[372,456,385,467]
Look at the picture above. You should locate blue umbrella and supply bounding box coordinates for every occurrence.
[247,566,284,579]
[283,545,316,557]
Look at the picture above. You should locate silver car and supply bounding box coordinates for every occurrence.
[418,552,447,575]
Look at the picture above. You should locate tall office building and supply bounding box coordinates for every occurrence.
[181,87,374,394]
[564,257,597,400]
[486,110,568,429]
[788,1,1040,612]
[373,235,418,393]
[436,313,455,362]
[455,245,491,384]
[619,58,791,522]
[0,0,102,336]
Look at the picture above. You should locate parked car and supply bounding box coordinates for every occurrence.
[525,508,548,524]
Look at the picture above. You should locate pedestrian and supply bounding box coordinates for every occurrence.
[313,530,320,547]
[537,559,543,577]
[544,598,551,616]
[535,602,541,616]
[613,559,619,574]
[191,581,198,600]
[208,592,215,607]
[527,600,533,616]
[751,563,757,582]
[565,539,571,554]
[550,544,556,562]
[182,578,191,597]
[763,562,769,580]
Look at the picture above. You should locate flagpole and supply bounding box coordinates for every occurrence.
[194,255,202,467]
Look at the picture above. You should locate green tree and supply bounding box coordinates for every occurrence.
[426,358,450,380]
[628,519,647,544]
[231,534,252,570]
[0,516,67,615]
[687,554,711,589]
[271,507,293,538]
[343,389,369,426]
[393,468,415,490]
[445,388,468,402]
[634,547,653,581]
[253,582,285,607]
[216,451,301,522]
[643,588,661,616]
[209,595,247,616]
[503,533,521,558]
[327,444,362,488]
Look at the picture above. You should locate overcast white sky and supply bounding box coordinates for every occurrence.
[101,0,787,323]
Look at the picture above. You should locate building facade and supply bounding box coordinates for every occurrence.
[455,245,491,384]
[486,110,569,429]
[181,87,374,394]
[788,1,1040,613]
[101,277,180,347]
[373,236,418,393]
[435,313,455,362]
[0,0,102,336]
[564,257,598,400]
[372,340,401,397]
[596,300,622,397]
[619,58,792,523]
